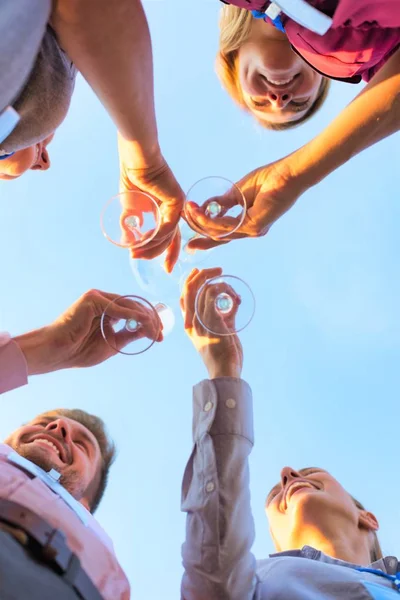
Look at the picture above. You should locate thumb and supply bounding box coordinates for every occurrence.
[164,227,181,274]
[186,236,228,252]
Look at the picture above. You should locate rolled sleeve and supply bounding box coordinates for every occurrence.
[0,336,28,394]
[181,378,257,600]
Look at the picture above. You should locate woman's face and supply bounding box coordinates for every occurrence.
[237,19,323,124]
[266,467,371,552]
[0,133,54,180]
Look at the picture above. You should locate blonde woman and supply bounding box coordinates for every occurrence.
[217,6,331,130]
[180,267,398,600]
[184,2,400,254]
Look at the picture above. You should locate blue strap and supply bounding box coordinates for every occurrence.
[356,567,400,593]
[0,152,15,160]
[251,9,286,32]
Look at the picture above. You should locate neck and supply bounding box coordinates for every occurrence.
[298,528,372,566]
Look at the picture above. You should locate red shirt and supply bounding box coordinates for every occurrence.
[224,0,400,82]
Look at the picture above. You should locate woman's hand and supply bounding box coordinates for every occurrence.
[184,159,304,251]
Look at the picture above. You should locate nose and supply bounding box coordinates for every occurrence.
[265,90,293,109]
[280,466,301,488]
[45,419,71,442]
[31,147,51,171]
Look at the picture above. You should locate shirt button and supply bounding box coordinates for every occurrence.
[204,401,213,412]
[206,481,215,493]
[226,398,236,409]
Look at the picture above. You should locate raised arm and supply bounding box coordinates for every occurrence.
[50,0,184,271]
[180,268,258,600]
[50,0,159,164]
[290,46,400,190]
[0,289,163,394]
[187,48,400,251]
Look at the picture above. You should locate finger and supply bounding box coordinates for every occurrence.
[130,233,174,261]
[196,282,241,337]
[185,202,241,239]
[182,267,223,330]
[164,227,181,274]
[130,226,175,259]
[180,268,199,318]
[114,325,162,352]
[91,292,163,337]
[186,236,228,252]
[151,203,181,247]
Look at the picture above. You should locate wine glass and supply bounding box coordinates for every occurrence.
[183,176,246,243]
[100,191,160,249]
[100,294,175,356]
[195,274,255,336]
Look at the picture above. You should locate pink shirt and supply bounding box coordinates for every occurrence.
[0,336,130,598]
[225,0,400,82]
[284,0,400,82]
[0,334,28,394]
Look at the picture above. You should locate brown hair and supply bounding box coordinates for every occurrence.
[217,5,331,130]
[41,409,117,514]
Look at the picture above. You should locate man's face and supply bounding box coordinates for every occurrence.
[4,414,102,509]
[0,133,54,180]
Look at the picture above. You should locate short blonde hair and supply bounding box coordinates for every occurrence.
[217,6,331,130]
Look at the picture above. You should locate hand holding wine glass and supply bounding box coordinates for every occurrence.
[185,161,303,252]
[180,268,244,380]
[119,148,185,272]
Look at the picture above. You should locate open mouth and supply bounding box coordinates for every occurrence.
[264,73,301,90]
[284,481,317,508]
[29,437,65,462]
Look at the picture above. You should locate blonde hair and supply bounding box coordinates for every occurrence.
[217,6,331,130]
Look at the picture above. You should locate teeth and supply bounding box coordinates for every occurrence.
[268,78,293,85]
[33,438,60,457]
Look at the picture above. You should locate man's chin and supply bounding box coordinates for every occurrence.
[17,444,60,474]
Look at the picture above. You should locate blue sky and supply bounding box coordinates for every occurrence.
[1,3,400,598]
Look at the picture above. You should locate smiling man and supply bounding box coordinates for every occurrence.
[0,288,163,599]
[0,409,129,600]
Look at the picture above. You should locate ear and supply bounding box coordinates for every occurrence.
[359,510,379,532]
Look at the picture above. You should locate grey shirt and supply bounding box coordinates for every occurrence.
[181,378,399,599]
[0,0,77,154]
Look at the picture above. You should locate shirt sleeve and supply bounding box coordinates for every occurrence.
[181,377,258,600]
[0,335,28,394]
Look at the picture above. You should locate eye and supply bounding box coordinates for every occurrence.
[75,440,86,453]
[303,469,321,476]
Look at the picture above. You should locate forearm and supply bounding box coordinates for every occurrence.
[13,327,58,376]
[181,378,257,600]
[51,0,160,165]
[0,335,28,394]
[289,49,400,190]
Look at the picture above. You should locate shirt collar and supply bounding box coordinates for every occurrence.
[7,451,89,525]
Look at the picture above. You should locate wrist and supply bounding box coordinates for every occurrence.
[208,368,242,380]
[13,326,61,376]
[118,133,162,172]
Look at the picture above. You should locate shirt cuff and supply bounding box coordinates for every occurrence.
[192,378,254,445]
[0,337,28,394]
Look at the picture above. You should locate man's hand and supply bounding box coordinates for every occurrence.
[13,290,163,376]
[119,141,184,273]
[180,268,243,379]
[185,159,304,252]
